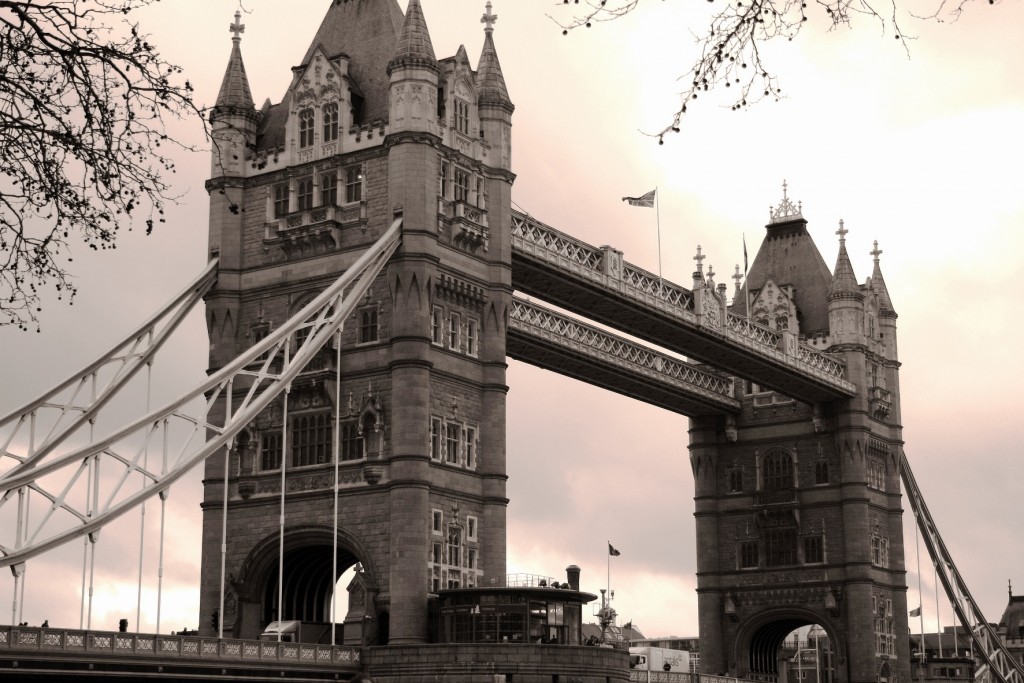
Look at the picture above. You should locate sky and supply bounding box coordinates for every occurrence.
[1,0,1023,641]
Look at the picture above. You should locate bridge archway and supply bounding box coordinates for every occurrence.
[735,610,841,683]
[231,525,382,643]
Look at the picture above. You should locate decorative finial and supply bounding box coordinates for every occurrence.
[769,180,804,224]
[707,264,716,280]
[481,1,498,33]
[693,245,705,274]
[229,10,245,42]
[836,219,848,245]
[870,240,883,264]
[732,265,743,288]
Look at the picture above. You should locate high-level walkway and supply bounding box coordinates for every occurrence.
[510,211,856,402]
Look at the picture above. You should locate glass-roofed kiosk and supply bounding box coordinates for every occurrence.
[434,566,597,645]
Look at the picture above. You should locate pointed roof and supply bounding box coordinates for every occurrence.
[870,241,897,316]
[740,186,835,334]
[387,0,438,76]
[476,3,512,108]
[215,11,256,114]
[829,220,862,301]
[300,0,405,123]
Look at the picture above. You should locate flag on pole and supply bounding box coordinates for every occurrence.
[608,543,621,557]
[622,189,656,208]
[909,605,922,617]
[743,234,749,275]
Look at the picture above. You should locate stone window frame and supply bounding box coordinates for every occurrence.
[339,419,363,461]
[357,305,379,345]
[296,176,314,212]
[272,183,289,218]
[428,415,479,470]
[261,430,283,471]
[870,534,889,568]
[298,107,315,148]
[760,448,796,492]
[802,533,825,564]
[445,422,461,465]
[431,508,443,534]
[431,306,445,346]
[465,318,479,357]
[448,312,461,352]
[738,540,759,569]
[764,527,798,567]
[344,165,363,204]
[291,411,332,468]
[467,515,478,542]
[320,169,338,207]
[322,102,339,142]
[814,460,830,486]
[430,417,443,461]
[727,466,744,494]
[454,98,470,135]
[454,167,470,204]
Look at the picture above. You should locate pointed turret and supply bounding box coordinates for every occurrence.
[475,1,514,170]
[388,0,438,76]
[870,241,897,316]
[476,2,512,109]
[828,220,861,301]
[214,11,256,117]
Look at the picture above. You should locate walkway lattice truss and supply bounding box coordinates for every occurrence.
[0,219,402,571]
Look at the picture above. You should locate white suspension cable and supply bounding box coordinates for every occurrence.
[331,328,341,646]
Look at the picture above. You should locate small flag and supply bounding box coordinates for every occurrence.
[608,542,621,557]
[743,234,749,275]
[909,605,921,617]
[622,190,656,208]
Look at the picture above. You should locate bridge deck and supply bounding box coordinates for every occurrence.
[0,625,359,680]
[510,211,856,403]
[509,297,740,416]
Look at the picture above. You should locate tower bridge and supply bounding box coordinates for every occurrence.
[1,1,1022,683]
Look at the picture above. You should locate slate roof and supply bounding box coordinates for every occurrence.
[477,29,511,108]
[740,218,835,335]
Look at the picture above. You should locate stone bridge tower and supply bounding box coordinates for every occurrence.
[690,189,910,683]
[200,0,514,645]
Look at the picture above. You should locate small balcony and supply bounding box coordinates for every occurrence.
[870,386,891,419]
[438,197,489,253]
[754,487,797,507]
[266,202,366,259]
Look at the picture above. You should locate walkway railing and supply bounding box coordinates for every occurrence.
[511,211,852,394]
[0,625,360,668]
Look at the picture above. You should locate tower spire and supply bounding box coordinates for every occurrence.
[870,240,897,315]
[477,1,512,109]
[388,0,438,76]
[214,10,255,113]
[829,219,860,300]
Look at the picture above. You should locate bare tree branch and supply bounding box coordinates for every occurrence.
[551,0,997,142]
[0,0,204,330]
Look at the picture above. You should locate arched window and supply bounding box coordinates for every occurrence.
[298,108,315,148]
[815,460,829,485]
[322,102,339,142]
[762,449,794,491]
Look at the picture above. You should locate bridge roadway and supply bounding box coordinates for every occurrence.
[0,624,359,681]
[509,297,740,416]
[510,211,857,403]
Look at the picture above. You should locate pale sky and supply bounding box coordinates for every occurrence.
[1,0,1022,640]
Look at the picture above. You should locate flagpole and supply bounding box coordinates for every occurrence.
[743,233,751,318]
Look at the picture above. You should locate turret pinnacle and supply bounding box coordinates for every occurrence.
[870,240,897,316]
[214,11,255,114]
[829,220,862,300]
[388,0,438,76]
[477,2,512,108]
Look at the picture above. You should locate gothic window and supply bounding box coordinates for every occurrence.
[775,313,789,331]
[322,102,339,142]
[764,528,797,567]
[439,161,449,198]
[321,170,338,206]
[291,412,332,467]
[447,526,462,570]
[345,165,362,203]
[803,534,825,564]
[466,318,479,357]
[762,449,794,491]
[273,184,289,218]
[297,176,314,211]
[298,108,315,148]
[739,541,759,569]
[728,467,743,493]
[430,417,443,461]
[815,460,829,485]
[358,306,379,344]
[464,426,476,469]
[340,420,363,461]
[261,431,282,471]
[448,312,461,351]
[871,535,889,568]
[874,597,895,655]
[446,423,460,464]
[431,307,444,345]
[867,457,886,491]
[454,98,469,134]
[454,168,470,203]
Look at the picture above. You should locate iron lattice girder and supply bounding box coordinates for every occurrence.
[509,298,739,416]
[0,219,403,568]
[510,211,855,402]
[901,452,1024,683]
